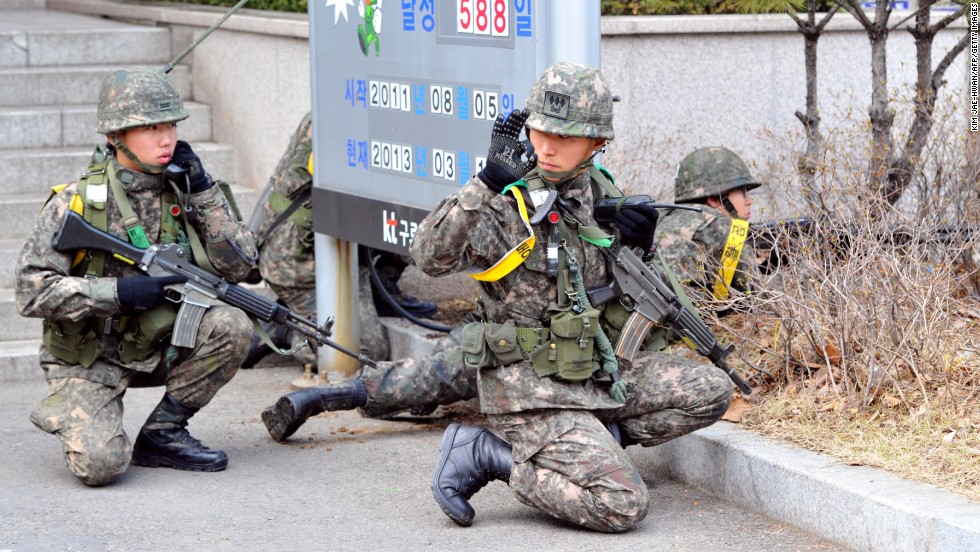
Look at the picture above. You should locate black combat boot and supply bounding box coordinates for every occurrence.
[373,278,438,318]
[131,394,228,472]
[431,423,513,527]
[261,379,369,441]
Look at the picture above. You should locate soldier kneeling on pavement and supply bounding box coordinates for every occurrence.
[243,110,437,370]
[15,67,256,486]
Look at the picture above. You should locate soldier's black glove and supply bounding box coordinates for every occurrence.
[478,108,537,193]
[171,140,213,194]
[117,275,187,312]
[615,203,659,255]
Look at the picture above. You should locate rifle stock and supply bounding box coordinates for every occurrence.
[53,211,376,367]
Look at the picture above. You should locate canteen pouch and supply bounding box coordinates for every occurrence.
[117,303,178,363]
[530,307,600,382]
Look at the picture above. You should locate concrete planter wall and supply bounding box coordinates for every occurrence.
[48,0,969,217]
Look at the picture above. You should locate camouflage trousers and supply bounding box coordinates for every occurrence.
[30,305,252,486]
[268,265,391,367]
[488,354,733,533]
[356,326,475,418]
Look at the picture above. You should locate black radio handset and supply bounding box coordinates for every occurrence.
[164,162,188,183]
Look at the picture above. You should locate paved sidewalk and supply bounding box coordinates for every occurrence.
[1,367,844,552]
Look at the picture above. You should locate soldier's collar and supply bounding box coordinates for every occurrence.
[111,159,165,192]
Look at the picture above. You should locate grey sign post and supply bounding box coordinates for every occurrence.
[308,0,600,376]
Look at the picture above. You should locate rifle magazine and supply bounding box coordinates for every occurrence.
[171,302,207,348]
[615,312,654,362]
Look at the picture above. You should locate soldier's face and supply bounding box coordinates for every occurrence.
[114,123,177,173]
[528,128,605,181]
[726,188,753,219]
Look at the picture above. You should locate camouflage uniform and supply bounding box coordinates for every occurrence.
[15,67,256,485]
[256,113,476,415]
[656,207,759,301]
[356,326,474,417]
[412,169,733,532]
[256,111,390,363]
[656,147,762,306]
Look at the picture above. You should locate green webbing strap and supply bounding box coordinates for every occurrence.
[77,177,107,278]
[515,327,547,353]
[106,168,150,249]
[268,189,313,229]
[576,164,620,247]
[590,164,620,198]
[166,181,220,276]
[578,226,613,248]
[566,247,626,403]
[260,188,313,249]
[183,217,218,275]
[252,319,306,356]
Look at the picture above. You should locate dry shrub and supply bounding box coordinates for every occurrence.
[713,93,980,419]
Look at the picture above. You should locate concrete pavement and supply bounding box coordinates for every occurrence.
[1,366,845,552]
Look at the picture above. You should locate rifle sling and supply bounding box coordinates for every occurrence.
[259,188,312,249]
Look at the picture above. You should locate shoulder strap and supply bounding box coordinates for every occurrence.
[75,154,112,276]
[106,167,151,249]
[258,187,312,249]
[590,164,622,199]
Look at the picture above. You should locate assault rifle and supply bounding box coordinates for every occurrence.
[583,195,751,394]
[586,245,753,395]
[750,217,978,273]
[52,210,376,367]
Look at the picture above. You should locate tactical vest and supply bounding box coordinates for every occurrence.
[462,165,694,382]
[41,147,200,368]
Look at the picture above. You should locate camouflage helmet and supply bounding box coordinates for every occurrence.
[674,147,761,203]
[524,61,614,140]
[95,67,188,134]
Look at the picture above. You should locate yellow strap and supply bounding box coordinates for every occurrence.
[307,152,314,175]
[468,186,536,282]
[712,218,750,300]
[52,186,88,268]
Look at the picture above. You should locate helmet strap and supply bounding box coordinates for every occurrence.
[109,134,167,175]
[721,195,745,220]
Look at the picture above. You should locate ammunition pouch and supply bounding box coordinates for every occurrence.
[461,322,491,368]
[42,318,103,368]
[529,307,600,382]
[117,302,178,363]
[461,320,524,368]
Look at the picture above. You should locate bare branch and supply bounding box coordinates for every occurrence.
[834,0,873,28]
[816,5,842,31]
[931,7,966,34]
[933,31,969,90]
[889,0,936,31]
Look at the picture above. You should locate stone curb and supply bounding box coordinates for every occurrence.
[387,318,980,552]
